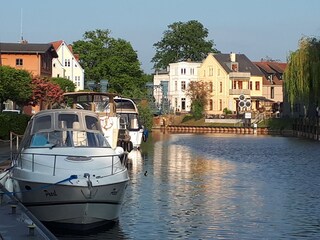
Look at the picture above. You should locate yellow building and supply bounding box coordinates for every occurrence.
[199,53,265,115]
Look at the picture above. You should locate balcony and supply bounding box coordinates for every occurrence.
[229,72,251,79]
[229,89,250,95]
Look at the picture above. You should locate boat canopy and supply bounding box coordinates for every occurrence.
[20,109,111,149]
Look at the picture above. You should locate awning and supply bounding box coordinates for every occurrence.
[250,96,275,102]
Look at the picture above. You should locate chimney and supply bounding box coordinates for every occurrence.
[230,52,236,62]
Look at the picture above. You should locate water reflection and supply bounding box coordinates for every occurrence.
[56,132,320,239]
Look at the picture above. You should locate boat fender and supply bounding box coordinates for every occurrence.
[143,129,149,142]
[120,140,127,151]
[115,146,125,155]
[127,141,133,152]
[5,177,14,193]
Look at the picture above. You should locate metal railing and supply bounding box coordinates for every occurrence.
[15,152,127,177]
[9,132,23,160]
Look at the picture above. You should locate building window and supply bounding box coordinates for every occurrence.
[255,81,260,90]
[238,81,243,89]
[181,98,186,110]
[220,82,222,93]
[210,82,213,92]
[250,81,252,90]
[181,68,186,75]
[233,81,237,89]
[53,63,56,67]
[181,81,186,91]
[217,68,220,76]
[65,59,70,67]
[190,68,194,75]
[209,67,213,76]
[209,99,213,111]
[16,58,23,66]
[175,81,178,91]
[75,76,81,87]
[271,87,274,99]
[231,63,238,72]
[219,99,222,111]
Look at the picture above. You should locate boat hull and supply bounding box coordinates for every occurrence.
[12,178,128,229]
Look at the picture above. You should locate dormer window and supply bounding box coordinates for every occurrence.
[231,63,238,72]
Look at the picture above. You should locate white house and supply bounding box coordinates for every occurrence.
[153,60,201,113]
[51,40,84,91]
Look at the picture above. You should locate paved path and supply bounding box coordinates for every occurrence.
[0,141,12,164]
[0,184,57,239]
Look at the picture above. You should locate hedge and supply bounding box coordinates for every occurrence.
[0,113,31,140]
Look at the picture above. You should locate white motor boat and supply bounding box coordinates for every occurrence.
[114,97,147,150]
[6,109,129,230]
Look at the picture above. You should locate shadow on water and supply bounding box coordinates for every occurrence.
[50,221,129,239]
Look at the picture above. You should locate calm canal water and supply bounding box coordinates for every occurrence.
[56,131,320,239]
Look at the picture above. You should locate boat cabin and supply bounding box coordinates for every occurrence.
[20,109,110,149]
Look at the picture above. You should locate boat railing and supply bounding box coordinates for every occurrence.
[10,131,23,160]
[14,152,127,177]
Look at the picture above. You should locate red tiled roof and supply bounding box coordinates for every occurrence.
[51,40,63,50]
[254,61,286,86]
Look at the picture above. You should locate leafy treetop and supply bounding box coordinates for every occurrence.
[152,20,220,70]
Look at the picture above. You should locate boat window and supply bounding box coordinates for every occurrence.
[115,99,136,110]
[85,116,99,130]
[30,133,49,147]
[33,115,51,133]
[128,114,139,129]
[58,114,79,128]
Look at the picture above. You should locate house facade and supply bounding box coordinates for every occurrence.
[153,61,201,113]
[254,61,286,116]
[199,53,264,115]
[0,41,58,77]
[51,40,84,91]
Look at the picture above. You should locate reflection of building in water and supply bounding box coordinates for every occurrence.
[151,132,240,230]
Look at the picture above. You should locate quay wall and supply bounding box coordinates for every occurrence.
[163,125,270,135]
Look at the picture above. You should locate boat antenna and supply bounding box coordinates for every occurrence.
[20,8,24,42]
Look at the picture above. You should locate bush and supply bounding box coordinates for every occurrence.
[181,114,194,123]
[0,113,31,140]
[223,108,232,115]
[137,104,153,131]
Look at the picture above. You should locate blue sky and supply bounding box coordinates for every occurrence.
[1,0,319,74]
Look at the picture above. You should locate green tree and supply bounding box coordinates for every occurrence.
[0,66,32,108]
[186,81,211,120]
[152,20,220,70]
[72,29,146,97]
[284,37,320,116]
[51,77,76,92]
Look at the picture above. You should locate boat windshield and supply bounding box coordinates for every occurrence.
[28,130,110,148]
[22,111,111,149]
[119,113,141,130]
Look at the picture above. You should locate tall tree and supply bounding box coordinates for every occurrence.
[0,66,32,107]
[284,37,320,116]
[72,29,146,97]
[51,77,76,92]
[152,20,219,70]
